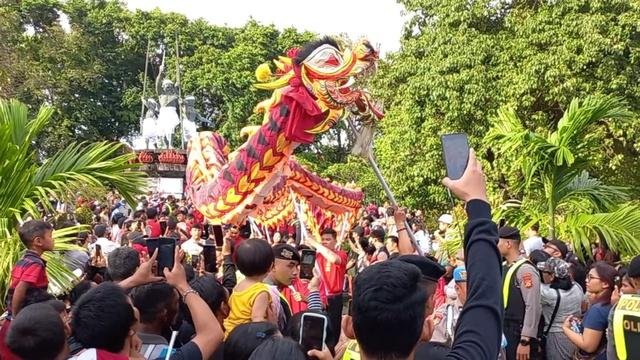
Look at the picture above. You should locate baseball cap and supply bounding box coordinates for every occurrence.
[453,266,467,282]
[438,214,453,225]
[536,258,570,279]
[546,239,568,258]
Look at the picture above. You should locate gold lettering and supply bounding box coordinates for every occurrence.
[623,319,640,333]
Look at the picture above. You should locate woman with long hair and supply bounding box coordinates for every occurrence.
[562,261,616,359]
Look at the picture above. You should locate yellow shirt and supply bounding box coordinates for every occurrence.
[224,282,270,338]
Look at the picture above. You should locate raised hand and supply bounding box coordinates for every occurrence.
[442,148,488,203]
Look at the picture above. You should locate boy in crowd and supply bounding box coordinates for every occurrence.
[0,220,54,359]
[6,302,69,360]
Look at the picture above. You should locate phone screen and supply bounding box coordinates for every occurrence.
[212,225,224,247]
[156,237,176,276]
[299,250,316,280]
[300,314,326,353]
[146,238,159,258]
[202,244,217,273]
[159,220,167,235]
[441,133,469,180]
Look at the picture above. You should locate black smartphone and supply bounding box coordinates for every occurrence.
[146,237,159,258]
[299,249,316,280]
[156,237,176,276]
[159,220,167,235]
[190,254,200,268]
[212,225,224,247]
[202,243,217,273]
[441,133,470,180]
[299,312,327,353]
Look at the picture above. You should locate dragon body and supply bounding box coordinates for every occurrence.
[186,37,382,228]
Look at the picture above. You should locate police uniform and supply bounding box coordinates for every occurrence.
[431,266,466,347]
[607,256,640,360]
[500,226,543,360]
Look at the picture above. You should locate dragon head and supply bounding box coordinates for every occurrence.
[254,37,383,135]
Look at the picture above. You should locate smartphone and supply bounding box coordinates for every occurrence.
[190,254,200,268]
[156,237,176,276]
[570,318,583,334]
[146,238,159,258]
[441,133,470,180]
[299,249,316,280]
[212,225,224,247]
[299,312,327,353]
[159,220,168,235]
[202,243,217,273]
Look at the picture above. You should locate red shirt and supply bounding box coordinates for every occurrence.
[281,278,310,314]
[146,219,162,237]
[317,250,348,297]
[5,250,48,316]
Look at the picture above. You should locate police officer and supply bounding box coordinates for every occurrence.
[498,226,543,360]
[607,255,640,359]
[431,266,467,347]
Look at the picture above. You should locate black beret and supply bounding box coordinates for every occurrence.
[396,255,445,282]
[628,255,640,278]
[272,244,300,262]
[498,226,521,241]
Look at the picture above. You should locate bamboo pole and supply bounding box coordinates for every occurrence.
[346,117,424,256]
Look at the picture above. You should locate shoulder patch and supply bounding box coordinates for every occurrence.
[522,272,533,288]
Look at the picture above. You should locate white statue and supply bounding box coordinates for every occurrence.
[156,63,180,149]
[140,98,159,149]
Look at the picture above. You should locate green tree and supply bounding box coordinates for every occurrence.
[372,0,640,211]
[0,99,146,301]
[487,96,640,259]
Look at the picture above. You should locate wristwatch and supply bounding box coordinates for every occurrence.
[519,338,531,346]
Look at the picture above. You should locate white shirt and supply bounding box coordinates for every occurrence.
[180,239,203,256]
[523,236,544,256]
[89,237,119,256]
[414,230,431,254]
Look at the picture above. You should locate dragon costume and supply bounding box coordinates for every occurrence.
[186,37,382,230]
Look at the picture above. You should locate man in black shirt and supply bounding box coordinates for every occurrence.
[345,149,503,359]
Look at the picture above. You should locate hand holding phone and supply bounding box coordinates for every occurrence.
[442,148,488,203]
[299,312,327,354]
[299,249,316,280]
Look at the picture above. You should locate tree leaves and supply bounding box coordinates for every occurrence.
[372,0,640,211]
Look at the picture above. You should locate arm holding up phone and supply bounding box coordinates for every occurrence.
[444,149,503,360]
[165,248,223,359]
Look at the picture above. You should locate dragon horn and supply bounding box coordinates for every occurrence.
[253,73,294,90]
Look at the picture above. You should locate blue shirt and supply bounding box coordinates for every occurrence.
[581,302,612,360]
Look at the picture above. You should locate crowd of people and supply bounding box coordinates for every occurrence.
[0,149,638,360]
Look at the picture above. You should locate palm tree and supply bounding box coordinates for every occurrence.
[0,99,146,301]
[486,95,640,260]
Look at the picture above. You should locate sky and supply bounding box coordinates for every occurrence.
[125,0,408,54]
